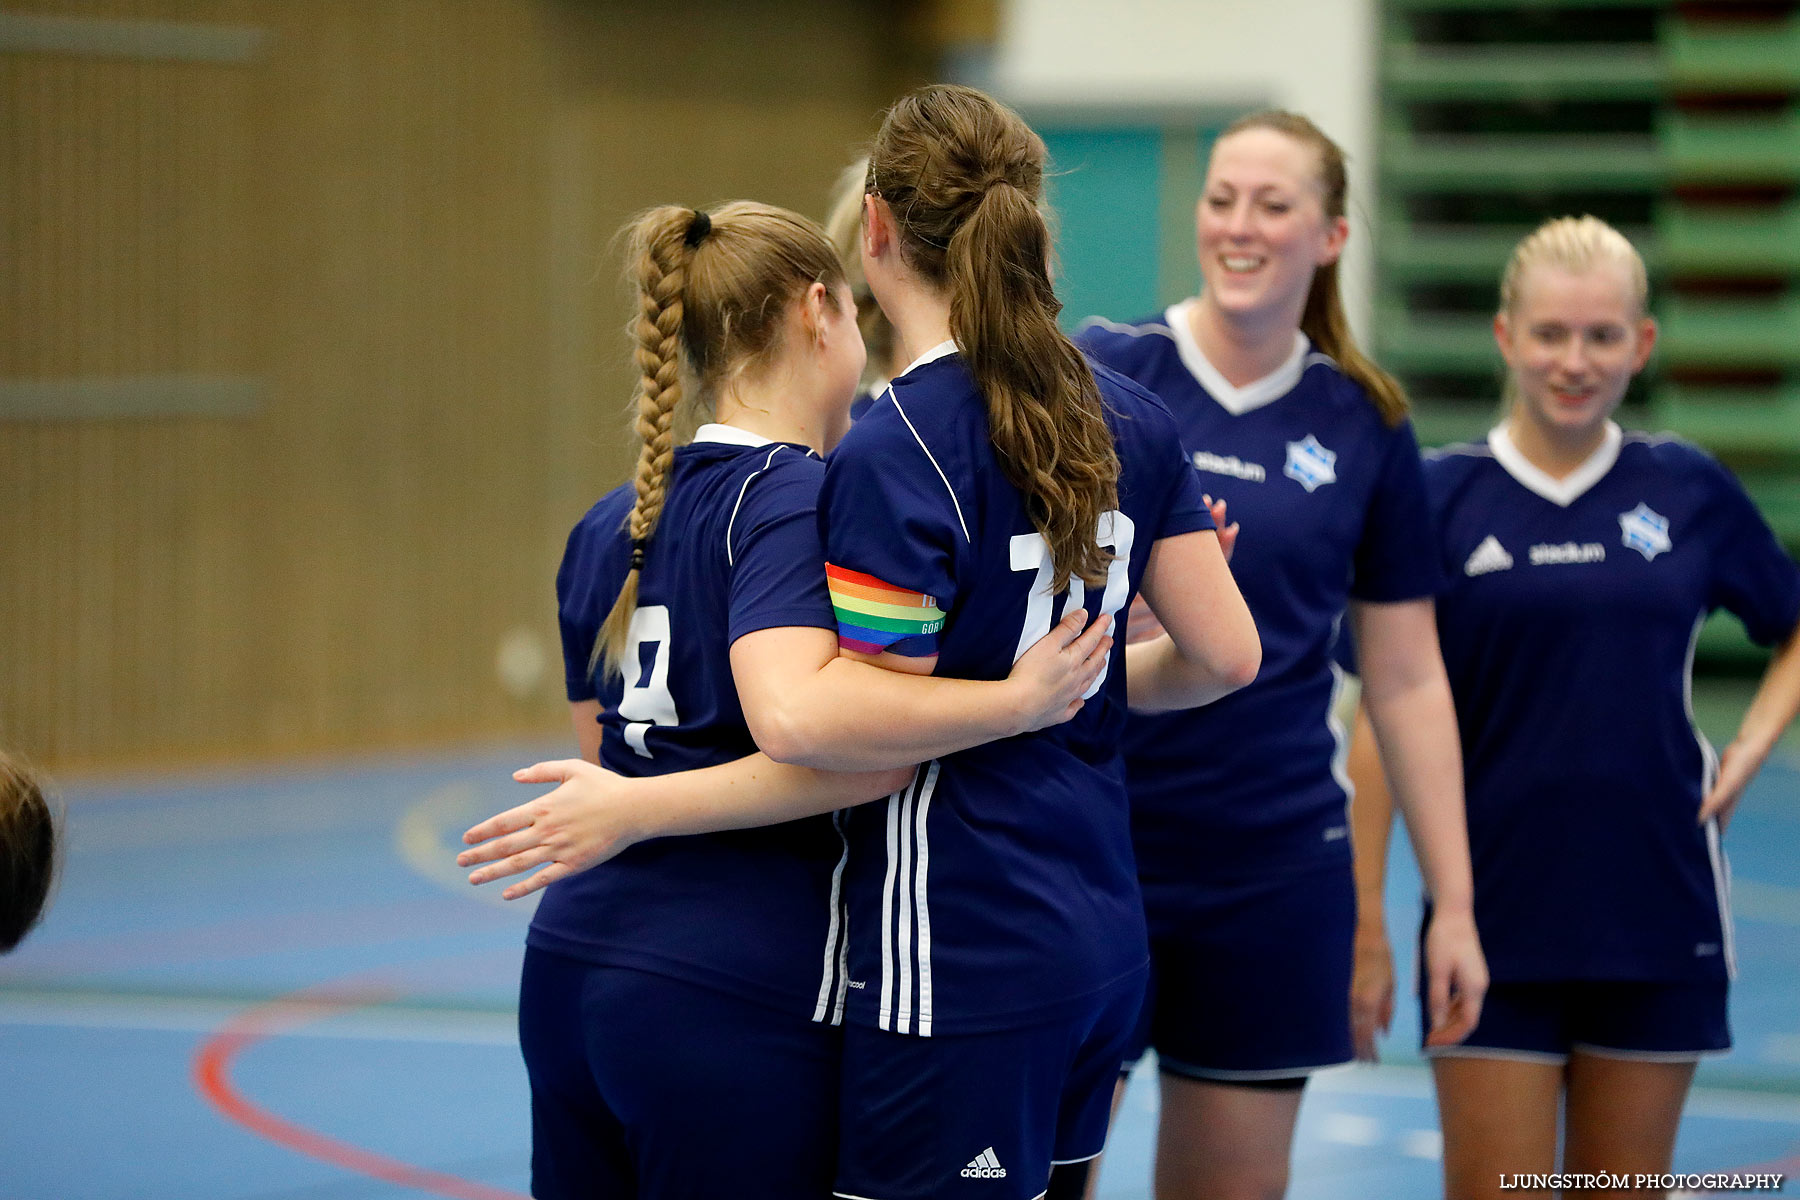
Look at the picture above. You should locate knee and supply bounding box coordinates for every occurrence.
[1157,1163,1289,1200]
[1225,1169,1290,1200]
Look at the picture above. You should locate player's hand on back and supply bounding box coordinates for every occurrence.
[458,759,646,900]
[1008,608,1113,732]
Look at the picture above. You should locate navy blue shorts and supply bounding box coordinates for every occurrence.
[1425,978,1731,1064]
[520,946,841,1200]
[1127,858,1355,1081]
[833,971,1144,1200]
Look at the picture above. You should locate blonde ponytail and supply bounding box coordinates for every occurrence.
[588,202,850,679]
[592,206,698,679]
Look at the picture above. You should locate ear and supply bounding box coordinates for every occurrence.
[1317,214,1350,267]
[862,194,894,260]
[1492,311,1512,361]
[799,280,830,346]
[1631,315,1658,373]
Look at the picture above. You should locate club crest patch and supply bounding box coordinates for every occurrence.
[1284,434,1337,493]
[1618,502,1672,561]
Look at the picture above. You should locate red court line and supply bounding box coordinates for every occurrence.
[192,986,530,1200]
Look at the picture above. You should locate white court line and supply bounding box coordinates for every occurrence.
[1318,1112,1382,1146]
[0,989,518,1045]
[1308,1063,1800,1124]
[1735,878,1800,926]
[1398,1129,1443,1160]
[396,780,541,912]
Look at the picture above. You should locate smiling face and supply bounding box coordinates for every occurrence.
[1496,262,1656,441]
[1196,127,1348,328]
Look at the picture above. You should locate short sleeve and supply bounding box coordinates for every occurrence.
[1089,363,1214,544]
[819,424,959,658]
[556,515,614,703]
[726,458,838,645]
[1706,461,1800,646]
[1156,430,1216,543]
[1350,419,1445,603]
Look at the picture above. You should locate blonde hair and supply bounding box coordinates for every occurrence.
[824,157,895,389]
[592,202,848,679]
[869,84,1119,591]
[1217,110,1410,427]
[1,750,57,953]
[1500,215,1649,317]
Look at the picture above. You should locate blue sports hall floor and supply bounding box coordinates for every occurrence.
[3,682,1796,1199]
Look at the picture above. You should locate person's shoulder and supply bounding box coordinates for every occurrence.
[833,393,921,459]
[1076,312,1177,349]
[1075,312,1179,372]
[1619,428,1722,479]
[1092,357,1173,413]
[1422,435,1496,466]
[844,359,982,466]
[559,481,634,601]
[737,443,825,508]
[1293,347,1388,422]
[1421,436,1498,492]
[567,480,635,545]
[1092,360,1181,441]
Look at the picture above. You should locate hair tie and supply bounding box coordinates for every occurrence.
[629,537,648,570]
[684,210,711,248]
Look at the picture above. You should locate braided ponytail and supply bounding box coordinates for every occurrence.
[589,201,849,679]
[592,206,697,679]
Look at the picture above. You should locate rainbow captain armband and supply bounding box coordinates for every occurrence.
[825,563,946,654]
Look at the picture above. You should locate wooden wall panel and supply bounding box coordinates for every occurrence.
[2,0,921,769]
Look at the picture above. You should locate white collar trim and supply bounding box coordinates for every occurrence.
[692,422,775,448]
[1488,420,1622,507]
[898,339,958,377]
[1164,299,1308,416]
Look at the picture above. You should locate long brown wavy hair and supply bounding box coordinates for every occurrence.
[869,84,1119,590]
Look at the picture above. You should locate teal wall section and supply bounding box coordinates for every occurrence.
[1041,128,1163,327]
[1038,118,1238,329]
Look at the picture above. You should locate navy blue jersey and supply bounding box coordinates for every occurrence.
[817,341,1214,1036]
[531,425,846,1015]
[1425,423,1800,982]
[1077,303,1442,891]
[848,382,887,424]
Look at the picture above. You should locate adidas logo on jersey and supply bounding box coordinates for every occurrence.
[1464,535,1514,577]
[961,1148,1007,1179]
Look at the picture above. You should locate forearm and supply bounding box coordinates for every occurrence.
[1731,624,1800,760]
[1124,634,1254,712]
[624,753,912,839]
[762,657,1029,771]
[1362,674,1473,912]
[1345,693,1396,932]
